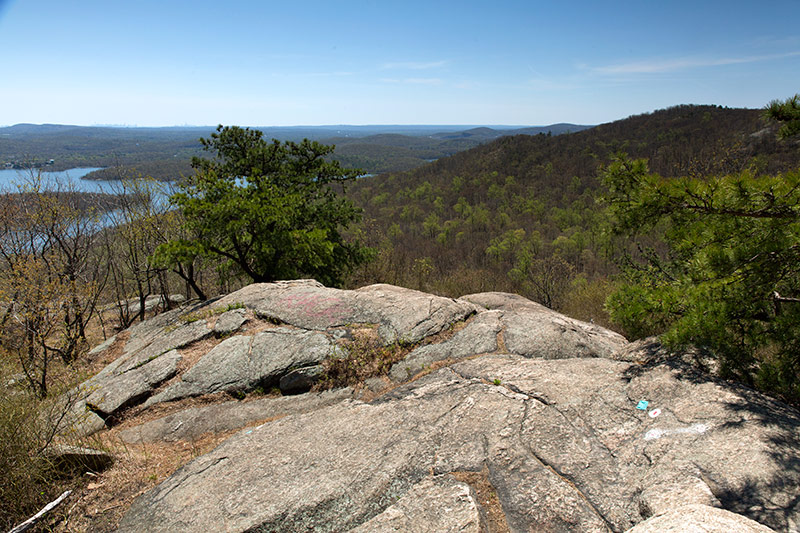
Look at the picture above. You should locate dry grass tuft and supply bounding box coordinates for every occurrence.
[450,467,510,533]
[315,317,475,391]
[52,432,232,533]
[111,391,238,430]
[315,327,412,390]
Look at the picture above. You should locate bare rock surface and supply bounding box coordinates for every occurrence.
[116,307,209,365]
[146,328,343,405]
[65,281,482,437]
[66,317,213,432]
[461,291,628,359]
[348,475,486,533]
[215,280,479,344]
[116,319,211,373]
[119,388,354,443]
[389,310,503,381]
[212,307,248,335]
[58,281,800,532]
[86,349,182,416]
[386,291,629,383]
[626,504,776,532]
[117,351,800,533]
[64,307,213,434]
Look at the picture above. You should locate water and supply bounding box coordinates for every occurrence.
[0,167,123,193]
[0,167,175,211]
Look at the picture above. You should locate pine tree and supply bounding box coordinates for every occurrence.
[154,125,371,288]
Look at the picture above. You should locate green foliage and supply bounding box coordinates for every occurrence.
[765,93,800,139]
[346,104,800,302]
[559,276,616,328]
[156,126,372,286]
[486,229,526,263]
[601,153,800,401]
[412,257,435,291]
[180,302,244,324]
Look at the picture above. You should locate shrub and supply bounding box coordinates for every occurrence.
[316,329,408,389]
[0,366,80,530]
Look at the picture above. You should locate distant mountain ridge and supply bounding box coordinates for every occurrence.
[0,122,592,177]
[430,123,591,141]
[0,122,590,141]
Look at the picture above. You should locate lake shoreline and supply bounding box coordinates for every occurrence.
[0,167,174,194]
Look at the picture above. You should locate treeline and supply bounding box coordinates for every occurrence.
[0,124,209,172]
[345,105,800,325]
[84,158,195,182]
[0,123,586,178]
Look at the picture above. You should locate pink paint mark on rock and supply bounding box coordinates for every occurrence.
[282,293,352,321]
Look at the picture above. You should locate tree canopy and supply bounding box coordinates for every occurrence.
[765,93,800,139]
[155,125,371,288]
[601,135,800,401]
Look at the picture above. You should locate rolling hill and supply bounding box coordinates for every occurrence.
[344,104,800,321]
[0,123,588,179]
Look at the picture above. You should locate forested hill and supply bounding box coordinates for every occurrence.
[367,104,798,188]
[0,123,589,178]
[345,104,800,321]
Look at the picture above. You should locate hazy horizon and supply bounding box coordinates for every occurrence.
[0,122,582,129]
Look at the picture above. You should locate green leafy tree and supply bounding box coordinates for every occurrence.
[602,153,800,401]
[155,126,371,287]
[765,93,800,139]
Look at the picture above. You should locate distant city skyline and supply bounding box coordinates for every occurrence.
[1,0,798,127]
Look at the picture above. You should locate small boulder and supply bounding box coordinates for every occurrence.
[44,444,114,475]
[626,504,776,532]
[213,308,248,335]
[279,365,324,395]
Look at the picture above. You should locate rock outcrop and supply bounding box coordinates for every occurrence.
[65,280,483,435]
[117,353,800,532]
[627,504,776,532]
[461,291,627,359]
[60,281,800,532]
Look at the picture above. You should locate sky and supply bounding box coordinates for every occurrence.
[1,0,798,127]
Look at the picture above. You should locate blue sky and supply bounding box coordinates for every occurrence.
[1,0,798,127]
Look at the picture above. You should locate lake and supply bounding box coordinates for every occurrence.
[0,167,155,194]
[0,168,175,207]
